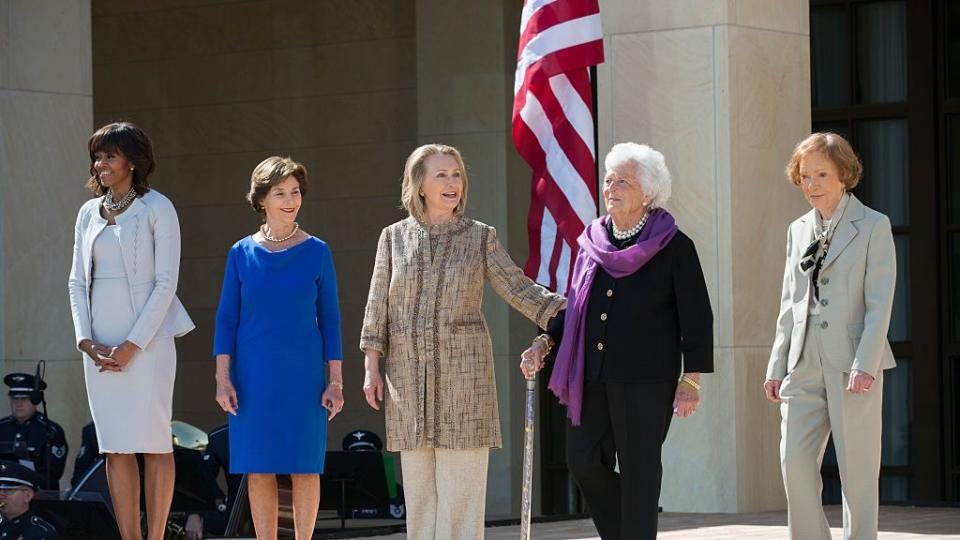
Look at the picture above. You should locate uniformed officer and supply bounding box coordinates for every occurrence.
[0,374,68,490]
[184,424,241,539]
[69,422,99,488]
[341,430,406,520]
[0,461,58,539]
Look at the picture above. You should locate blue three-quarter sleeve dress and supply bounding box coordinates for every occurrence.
[213,236,343,473]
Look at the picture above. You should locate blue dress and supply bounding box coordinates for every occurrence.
[213,236,342,473]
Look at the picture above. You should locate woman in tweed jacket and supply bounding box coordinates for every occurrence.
[360,144,565,540]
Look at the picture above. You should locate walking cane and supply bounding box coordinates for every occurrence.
[519,358,537,540]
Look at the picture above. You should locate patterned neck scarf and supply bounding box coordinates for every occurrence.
[798,192,850,299]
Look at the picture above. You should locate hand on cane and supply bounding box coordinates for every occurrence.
[519,346,546,379]
[519,335,553,379]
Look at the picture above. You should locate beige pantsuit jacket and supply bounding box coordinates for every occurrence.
[767,194,896,381]
[360,217,565,452]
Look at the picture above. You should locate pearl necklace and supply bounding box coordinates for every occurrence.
[611,212,649,240]
[102,188,137,213]
[261,222,299,243]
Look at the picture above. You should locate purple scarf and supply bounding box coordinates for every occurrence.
[548,209,678,425]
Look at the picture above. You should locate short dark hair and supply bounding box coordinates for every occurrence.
[247,156,309,215]
[86,122,156,196]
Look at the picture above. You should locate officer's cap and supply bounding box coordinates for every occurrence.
[3,373,45,398]
[342,430,384,452]
[0,461,41,491]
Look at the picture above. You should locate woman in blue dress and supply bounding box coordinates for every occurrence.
[213,156,344,540]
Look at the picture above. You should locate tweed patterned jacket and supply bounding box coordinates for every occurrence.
[360,216,565,451]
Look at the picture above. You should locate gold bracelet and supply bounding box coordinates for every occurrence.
[328,381,344,390]
[533,333,554,353]
[680,375,701,391]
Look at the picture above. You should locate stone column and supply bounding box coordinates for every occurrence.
[597,0,812,512]
[0,0,93,488]
[415,0,533,517]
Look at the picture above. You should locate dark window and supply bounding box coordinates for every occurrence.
[812,7,851,108]
[949,115,960,238]
[890,236,911,342]
[810,0,941,504]
[947,0,960,98]
[856,1,908,104]
[855,118,909,227]
[951,234,960,343]
[882,358,912,467]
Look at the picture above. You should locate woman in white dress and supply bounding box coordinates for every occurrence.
[68,122,195,540]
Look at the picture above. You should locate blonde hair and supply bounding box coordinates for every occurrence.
[247,156,308,215]
[786,132,863,189]
[400,144,469,222]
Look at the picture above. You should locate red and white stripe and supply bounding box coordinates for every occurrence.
[513,0,604,294]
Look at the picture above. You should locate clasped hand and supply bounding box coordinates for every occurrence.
[82,340,138,372]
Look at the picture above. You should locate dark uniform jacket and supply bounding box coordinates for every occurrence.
[0,509,58,539]
[548,229,714,382]
[70,422,99,487]
[200,425,241,535]
[0,414,67,490]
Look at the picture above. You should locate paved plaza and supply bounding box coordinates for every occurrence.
[320,505,960,539]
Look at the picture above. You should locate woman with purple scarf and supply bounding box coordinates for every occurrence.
[521,142,714,540]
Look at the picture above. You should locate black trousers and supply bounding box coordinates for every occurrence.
[566,379,677,540]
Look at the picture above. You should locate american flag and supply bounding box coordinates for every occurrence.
[512,0,604,295]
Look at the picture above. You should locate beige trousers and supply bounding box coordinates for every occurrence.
[779,315,884,540]
[400,447,489,540]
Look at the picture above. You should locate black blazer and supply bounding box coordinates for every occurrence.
[547,230,714,382]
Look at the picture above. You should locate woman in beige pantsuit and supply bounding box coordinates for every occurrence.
[764,132,896,540]
[360,144,565,540]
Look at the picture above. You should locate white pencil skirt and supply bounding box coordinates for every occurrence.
[85,276,175,454]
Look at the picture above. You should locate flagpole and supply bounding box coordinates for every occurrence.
[591,64,601,215]
[514,0,605,531]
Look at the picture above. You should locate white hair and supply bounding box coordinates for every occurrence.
[604,142,672,208]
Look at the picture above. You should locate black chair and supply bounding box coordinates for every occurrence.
[319,451,390,530]
[33,492,120,540]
